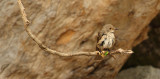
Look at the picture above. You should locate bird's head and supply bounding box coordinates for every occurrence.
[102,24,118,33]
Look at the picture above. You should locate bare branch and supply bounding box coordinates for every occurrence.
[17,0,133,57]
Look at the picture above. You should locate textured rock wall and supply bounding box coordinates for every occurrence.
[122,14,160,69]
[116,66,160,79]
[0,0,160,79]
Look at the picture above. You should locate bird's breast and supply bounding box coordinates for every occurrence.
[103,33,115,48]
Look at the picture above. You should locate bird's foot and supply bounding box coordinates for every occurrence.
[101,51,109,56]
[98,51,109,58]
[96,50,117,59]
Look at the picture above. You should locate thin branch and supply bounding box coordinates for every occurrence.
[17,0,133,57]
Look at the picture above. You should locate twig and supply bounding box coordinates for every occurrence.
[17,0,133,56]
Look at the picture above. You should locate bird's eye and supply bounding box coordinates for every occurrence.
[109,28,111,30]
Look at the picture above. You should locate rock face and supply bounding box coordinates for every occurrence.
[0,0,160,79]
[116,66,160,79]
[122,14,160,69]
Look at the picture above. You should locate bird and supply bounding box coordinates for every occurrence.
[96,24,118,58]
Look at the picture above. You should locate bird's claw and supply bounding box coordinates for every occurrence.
[96,51,116,59]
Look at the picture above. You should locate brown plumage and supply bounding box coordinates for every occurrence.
[96,24,118,57]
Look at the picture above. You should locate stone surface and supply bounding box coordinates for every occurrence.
[116,66,160,79]
[0,0,160,79]
[122,14,160,69]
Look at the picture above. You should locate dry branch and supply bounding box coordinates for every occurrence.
[17,0,133,57]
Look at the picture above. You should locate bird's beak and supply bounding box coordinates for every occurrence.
[115,28,119,30]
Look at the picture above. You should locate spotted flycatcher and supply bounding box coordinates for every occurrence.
[96,24,118,56]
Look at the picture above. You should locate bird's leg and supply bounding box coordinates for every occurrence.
[99,47,103,54]
[107,49,110,52]
[102,48,109,56]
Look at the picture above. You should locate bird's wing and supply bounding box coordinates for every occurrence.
[98,32,103,40]
[112,37,115,46]
[96,32,103,51]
